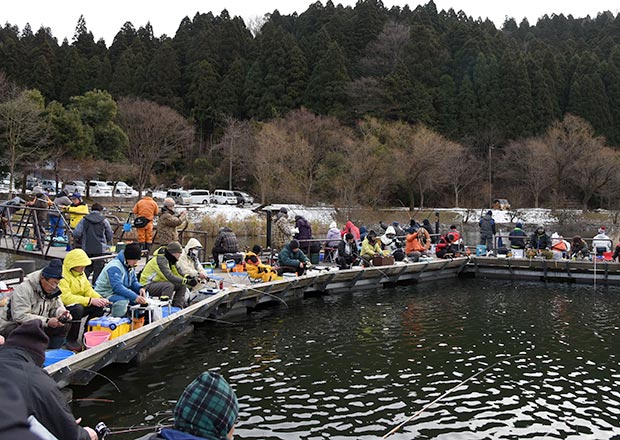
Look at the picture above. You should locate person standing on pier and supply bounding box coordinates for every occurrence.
[479,210,496,251]
[49,190,71,238]
[272,207,293,251]
[73,203,113,283]
[133,190,159,251]
[66,193,88,230]
[153,198,187,249]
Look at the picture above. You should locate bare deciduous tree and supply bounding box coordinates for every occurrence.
[502,138,552,208]
[117,97,195,194]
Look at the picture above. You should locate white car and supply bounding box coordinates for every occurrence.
[188,189,211,204]
[108,181,137,196]
[88,180,113,196]
[41,179,63,193]
[64,180,86,195]
[211,189,238,205]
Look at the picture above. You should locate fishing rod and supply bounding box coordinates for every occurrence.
[381,354,524,439]
[220,277,290,309]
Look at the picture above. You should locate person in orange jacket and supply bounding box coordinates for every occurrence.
[405,228,431,262]
[132,190,159,251]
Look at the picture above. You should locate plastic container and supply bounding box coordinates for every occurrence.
[88,317,131,339]
[43,349,75,367]
[476,245,487,256]
[512,249,524,258]
[319,250,325,262]
[83,331,111,348]
[162,307,181,318]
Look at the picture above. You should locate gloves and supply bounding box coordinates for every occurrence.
[183,276,198,287]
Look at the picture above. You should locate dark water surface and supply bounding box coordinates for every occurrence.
[76,279,620,439]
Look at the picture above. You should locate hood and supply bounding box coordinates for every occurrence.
[63,249,92,273]
[297,217,310,227]
[160,428,209,440]
[385,226,396,235]
[115,251,127,265]
[184,237,203,253]
[85,211,106,224]
[423,219,431,226]
[329,221,337,229]
[345,221,355,229]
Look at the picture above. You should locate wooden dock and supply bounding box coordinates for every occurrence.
[44,258,468,387]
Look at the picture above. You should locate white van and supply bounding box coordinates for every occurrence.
[188,189,211,204]
[212,189,238,205]
[88,180,113,196]
[166,189,192,205]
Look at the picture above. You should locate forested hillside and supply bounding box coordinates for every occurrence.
[2,0,620,209]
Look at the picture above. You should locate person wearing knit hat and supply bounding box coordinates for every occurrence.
[0,320,99,440]
[59,249,109,349]
[95,243,148,317]
[272,207,293,251]
[0,260,71,348]
[140,241,192,308]
[143,372,239,440]
[479,210,496,251]
[278,239,311,276]
[509,223,527,251]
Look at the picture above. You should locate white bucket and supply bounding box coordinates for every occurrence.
[512,249,524,258]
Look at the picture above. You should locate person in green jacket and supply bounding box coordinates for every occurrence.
[278,240,311,276]
[59,249,109,349]
[140,241,198,308]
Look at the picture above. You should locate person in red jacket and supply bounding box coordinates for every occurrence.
[340,220,360,241]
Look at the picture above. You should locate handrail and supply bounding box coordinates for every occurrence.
[0,267,25,285]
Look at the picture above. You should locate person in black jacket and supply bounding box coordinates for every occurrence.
[336,233,359,269]
[73,203,113,283]
[0,320,98,440]
[509,223,527,249]
[0,379,40,440]
[527,225,553,259]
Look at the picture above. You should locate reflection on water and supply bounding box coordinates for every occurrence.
[76,280,620,439]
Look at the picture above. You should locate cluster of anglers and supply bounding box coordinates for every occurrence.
[479,211,620,260]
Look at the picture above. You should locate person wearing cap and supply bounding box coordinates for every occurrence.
[177,238,210,290]
[212,226,239,264]
[50,190,71,237]
[479,210,496,251]
[153,198,187,249]
[245,245,281,282]
[140,241,196,308]
[138,371,238,440]
[509,223,527,250]
[0,320,99,440]
[278,239,311,276]
[527,225,553,259]
[133,190,159,251]
[272,207,293,251]
[336,233,359,270]
[95,242,148,317]
[360,230,387,266]
[592,226,612,255]
[65,193,88,229]
[59,249,109,348]
[0,259,71,348]
[73,202,113,283]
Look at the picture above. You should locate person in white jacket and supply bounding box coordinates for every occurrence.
[592,226,613,255]
[177,238,210,291]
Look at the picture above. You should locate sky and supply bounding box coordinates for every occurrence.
[2,0,620,45]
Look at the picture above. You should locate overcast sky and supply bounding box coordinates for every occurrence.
[2,0,620,45]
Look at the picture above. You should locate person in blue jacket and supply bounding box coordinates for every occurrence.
[278,240,311,276]
[95,243,147,316]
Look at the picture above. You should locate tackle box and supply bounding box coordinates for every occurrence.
[87,317,131,339]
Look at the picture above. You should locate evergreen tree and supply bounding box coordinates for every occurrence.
[435,74,458,137]
[143,39,181,109]
[498,50,534,139]
[305,41,350,117]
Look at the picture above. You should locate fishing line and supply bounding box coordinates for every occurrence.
[222,278,289,308]
[74,368,121,393]
[107,424,173,435]
[381,354,525,439]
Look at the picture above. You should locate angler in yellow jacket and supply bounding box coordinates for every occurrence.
[59,249,109,349]
[245,245,282,282]
[65,193,89,229]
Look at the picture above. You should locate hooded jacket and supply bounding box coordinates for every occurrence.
[95,250,143,302]
[325,222,341,247]
[59,249,102,307]
[245,252,281,282]
[361,236,386,258]
[341,221,361,240]
[65,201,89,229]
[405,229,431,253]
[140,246,184,285]
[529,228,551,250]
[177,238,206,279]
[479,213,496,238]
[0,270,67,335]
[380,226,401,251]
[73,210,113,255]
[0,347,91,440]
[509,225,527,249]
[294,216,312,241]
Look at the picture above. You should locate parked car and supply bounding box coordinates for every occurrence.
[232,191,254,205]
[188,189,211,204]
[166,189,192,205]
[492,198,511,210]
[41,179,63,194]
[64,180,86,195]
[107,181,136,196]
[88,180,113,196]
[211,189,238,205]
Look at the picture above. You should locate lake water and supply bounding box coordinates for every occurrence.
[74,278,620,439]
